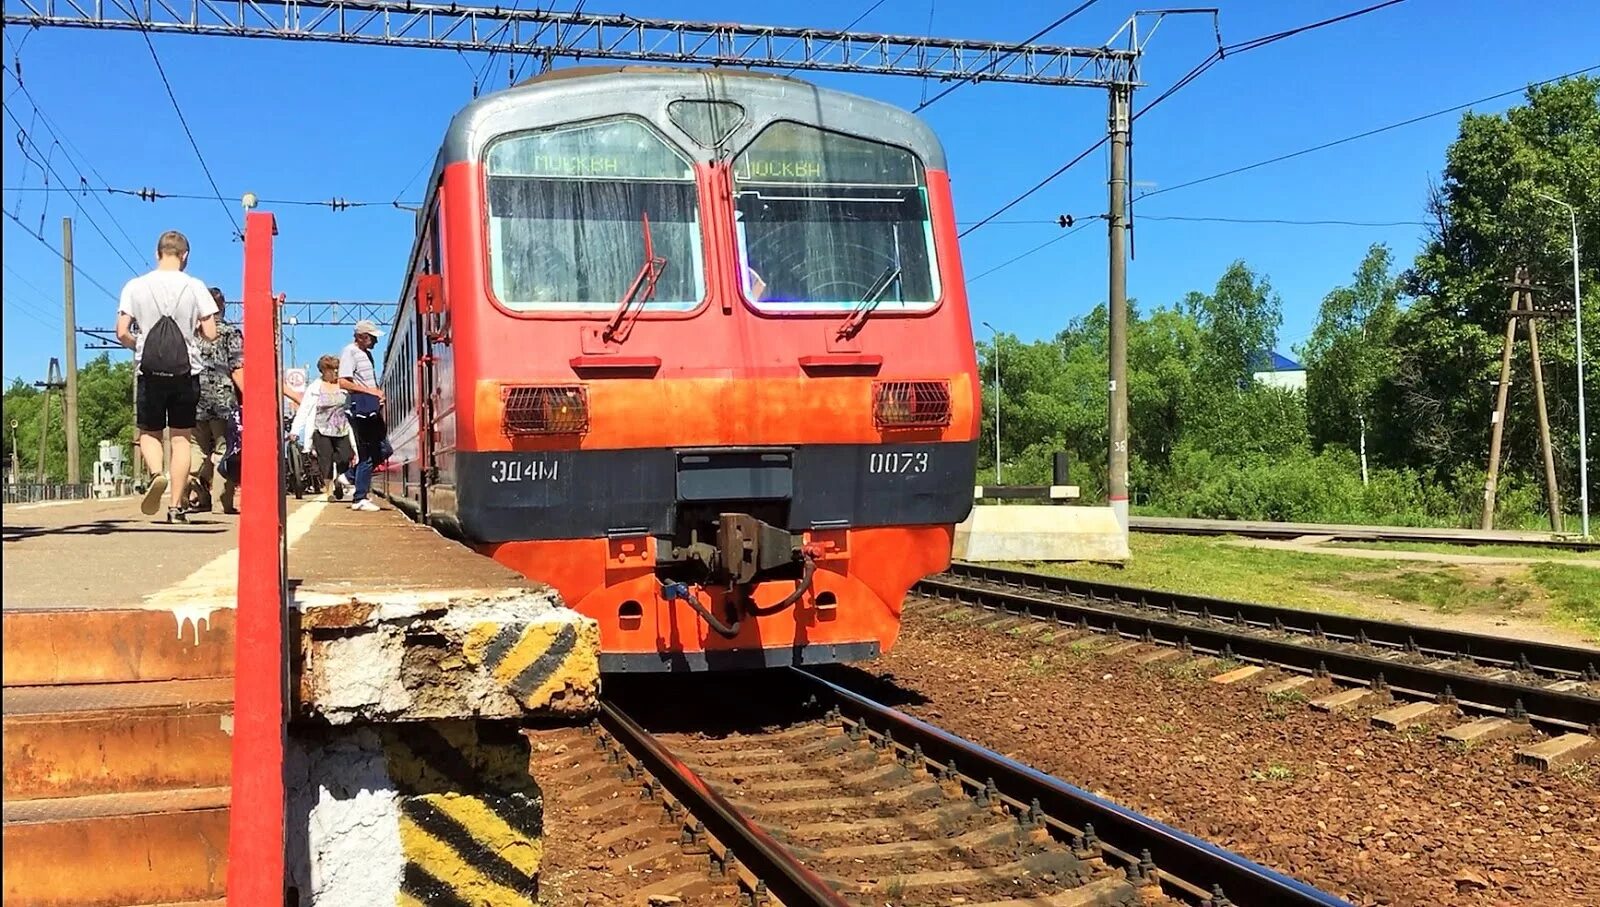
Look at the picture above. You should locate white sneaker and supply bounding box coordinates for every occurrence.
[351,499,380,512]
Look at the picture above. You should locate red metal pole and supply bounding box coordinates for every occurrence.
[229,210,286,906]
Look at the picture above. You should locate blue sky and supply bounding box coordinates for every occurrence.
[3,0,1597,383]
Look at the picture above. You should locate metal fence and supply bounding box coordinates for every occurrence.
[3,483,96,504]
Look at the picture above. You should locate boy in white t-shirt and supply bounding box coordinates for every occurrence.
[115,230,218,523]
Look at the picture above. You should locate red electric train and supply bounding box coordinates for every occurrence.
[376,66,979,671]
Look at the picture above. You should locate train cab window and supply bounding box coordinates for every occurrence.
[484,118,705,312]
[732,121,940,312]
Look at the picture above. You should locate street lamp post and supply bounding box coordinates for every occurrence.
[1537,191,1588,538]
[981,322,1001,485]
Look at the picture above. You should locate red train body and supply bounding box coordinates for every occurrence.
[377,67,979,671]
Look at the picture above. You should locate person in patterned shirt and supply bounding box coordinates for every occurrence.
[191,287,244,513]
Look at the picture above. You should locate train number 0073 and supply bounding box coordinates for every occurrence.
[868,451,930,475]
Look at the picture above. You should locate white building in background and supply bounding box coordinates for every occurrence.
[93,440,126,497]
[1251,351,1307,392]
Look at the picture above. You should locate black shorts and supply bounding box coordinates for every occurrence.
[137,373,201,431]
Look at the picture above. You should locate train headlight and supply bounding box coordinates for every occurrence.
[501,385,589,435]
[872,380,952,429]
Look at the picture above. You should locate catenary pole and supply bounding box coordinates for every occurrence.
[1538,192,1588,538]
[62,217,81,484]
[982,321,1001,485]
[1107,81,1132,535]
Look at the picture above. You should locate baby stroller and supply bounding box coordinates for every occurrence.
[282,412,323,499]
[191,408,322,503]
[186,406,246,511]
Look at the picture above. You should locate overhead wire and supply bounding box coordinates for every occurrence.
[3,66,149,268]
[473,0,528,94]
[914,0,1102,113]
[958,0,1413,238]
[782,0,892,77]
[1137,215,1429,227]
[1137,62,1600,202]
[136,28,243,240]
[918,0,938,106]
[1,263,65,329]
[2,293,63,331]
[967,220,1095,284]
[3,208,124,303]
[3,104,144,276]
[3,183,1431,230]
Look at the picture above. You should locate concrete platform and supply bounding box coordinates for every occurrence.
[290,503,599,722]
[3,496,597,907]
[952,504,1131,562]
[3,497,600,718]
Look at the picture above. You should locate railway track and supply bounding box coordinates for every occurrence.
[920,563,1600,735]
[544,669,1347,906]
[1128,516,1600,552]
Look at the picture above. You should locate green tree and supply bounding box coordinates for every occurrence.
[1396,76,1599,494]
[1301,244,1402,463]
[1189,261,1283,389]
[2,355,135,482]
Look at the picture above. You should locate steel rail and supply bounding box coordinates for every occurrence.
[791,668,1350,907]
[918,574,1600,733]
[597,701,852,907]
[944,562,1600,680]
[1128,516,1599,552]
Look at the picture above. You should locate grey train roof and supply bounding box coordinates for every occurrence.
[439,65,947,171]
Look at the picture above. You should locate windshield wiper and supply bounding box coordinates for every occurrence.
[835,264,902,341]
[602,211,669,344]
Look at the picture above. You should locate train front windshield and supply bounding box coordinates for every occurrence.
[485,118,705,312]
[733,121,940,310]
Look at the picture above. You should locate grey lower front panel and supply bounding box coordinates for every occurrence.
[600,640,881,673]
[455,441,979,543]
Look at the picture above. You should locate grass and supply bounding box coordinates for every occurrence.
[1251,761,1297,782]
[1025,534,1380,614]
[1343,569,1531,615]
[1531,562,1600,637]
[1328,540,1600,561]
[1265,687,1307,705]
[1015,534,1600,643]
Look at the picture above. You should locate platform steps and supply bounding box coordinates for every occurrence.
[2,607,235,907]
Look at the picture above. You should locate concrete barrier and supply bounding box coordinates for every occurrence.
[952,504,1130,562]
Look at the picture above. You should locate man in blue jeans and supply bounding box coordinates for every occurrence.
[337,319,386,512]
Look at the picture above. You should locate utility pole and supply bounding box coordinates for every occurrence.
[982,321,1001,485]
[62,217,81,484]
[1525,283,1563,533]
[1106,81,1132,534]
[33,359,64,485]
[1482,276,1520,529]
[1482,268,1565,532]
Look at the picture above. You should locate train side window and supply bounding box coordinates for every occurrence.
[731,121,940,313]
[483,117,706,312]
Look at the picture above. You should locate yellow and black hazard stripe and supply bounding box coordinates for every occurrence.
[383,721,545,906]
[466,620,596,709]
[385,721,540,797]
[398,792,541,907]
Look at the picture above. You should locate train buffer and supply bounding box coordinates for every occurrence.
[2,496,600,906]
